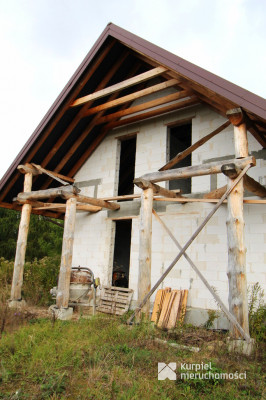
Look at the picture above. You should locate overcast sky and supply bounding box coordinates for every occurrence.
[0,0,265,179]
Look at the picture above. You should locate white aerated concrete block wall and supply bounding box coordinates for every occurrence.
[72,103,266,320]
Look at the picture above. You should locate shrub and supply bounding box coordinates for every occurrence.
[248,282,266,342]
[0,256,60,306]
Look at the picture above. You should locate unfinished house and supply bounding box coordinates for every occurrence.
[0,24,265,342]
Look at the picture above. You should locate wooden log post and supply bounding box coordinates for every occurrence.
[10,173,33,302]
[56,198,77,309]
[137,187,153,319]
[226,108,250,338]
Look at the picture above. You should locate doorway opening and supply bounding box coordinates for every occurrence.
[168,122,192,194]
[112,220,132,288]
[118,136,137,196]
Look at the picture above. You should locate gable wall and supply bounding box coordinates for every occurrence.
[72,101,266,325]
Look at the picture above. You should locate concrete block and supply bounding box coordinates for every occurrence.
[8,299,27,309]
[49,305,73,320]
[226,337,256,356]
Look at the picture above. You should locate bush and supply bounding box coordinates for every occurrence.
[0,256,60,306]
[248,282,266,342]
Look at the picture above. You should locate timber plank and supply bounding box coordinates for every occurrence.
[71,66,167,107]
[166,290,182,329]
[157,292,171,328]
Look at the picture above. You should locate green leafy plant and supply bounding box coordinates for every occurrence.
[248,282,266,342]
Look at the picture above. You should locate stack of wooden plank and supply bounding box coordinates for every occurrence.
[97,286,133,316]
[151,288,188,329]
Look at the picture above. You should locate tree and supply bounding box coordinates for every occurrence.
[0,208,63,260]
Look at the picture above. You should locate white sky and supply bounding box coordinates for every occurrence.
[0,0,265,179]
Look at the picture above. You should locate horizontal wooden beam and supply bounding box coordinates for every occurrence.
[95,90,191,125]
[33,203,102,212]
[16,185,80,202]
[140,156,255,183]
[154,197,266,204]
[160,120,231,171]
[134,178,180,198]
[61,192,120,211]
[71,66,167,107]
[84,79,180,116]
[106,96,200,130]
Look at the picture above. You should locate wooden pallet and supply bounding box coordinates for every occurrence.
[97,286,133,316]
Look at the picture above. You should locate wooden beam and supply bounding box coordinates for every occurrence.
[71,66,167,107]
[154,197,266,204]
[243,175,266,197]
[0,40,116,203]
[61,192,120,211]
[33,203,102,212]
[137,187,153,319]
[56,198,77,308]
[160,120,231,171]
[140,156,255,183]
[106,96,199,130]
[84,79,180,116]
[10,173,33,301]
[226,108,250,339]
[152,209,251,342]
[134,178,180,198]
[16,185,80,202]
[31,164,74,184]
[203,185,227,199]
[95,91,192,125]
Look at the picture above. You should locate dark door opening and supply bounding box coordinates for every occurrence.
[118,136,136,196]
[168,123,192,194]
[112,220,132,288]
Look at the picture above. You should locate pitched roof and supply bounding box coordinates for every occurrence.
[0,23,265,216]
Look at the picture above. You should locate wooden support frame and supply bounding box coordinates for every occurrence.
[159,120,231,171]
[152,209,251,341]
[140,156,255,183]
[71,66,167,107]
[128,164,252,341]
[10,173,33,301]
[137,187,153,318]
[226,108,250,338]
[56,198,77,308]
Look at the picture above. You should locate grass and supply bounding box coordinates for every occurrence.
[0,314,265,400]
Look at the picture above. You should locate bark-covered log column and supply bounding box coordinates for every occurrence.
[225,108,250,338]
[137,187,153,319]
[10,172,33,302]
[56,197,77,309]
